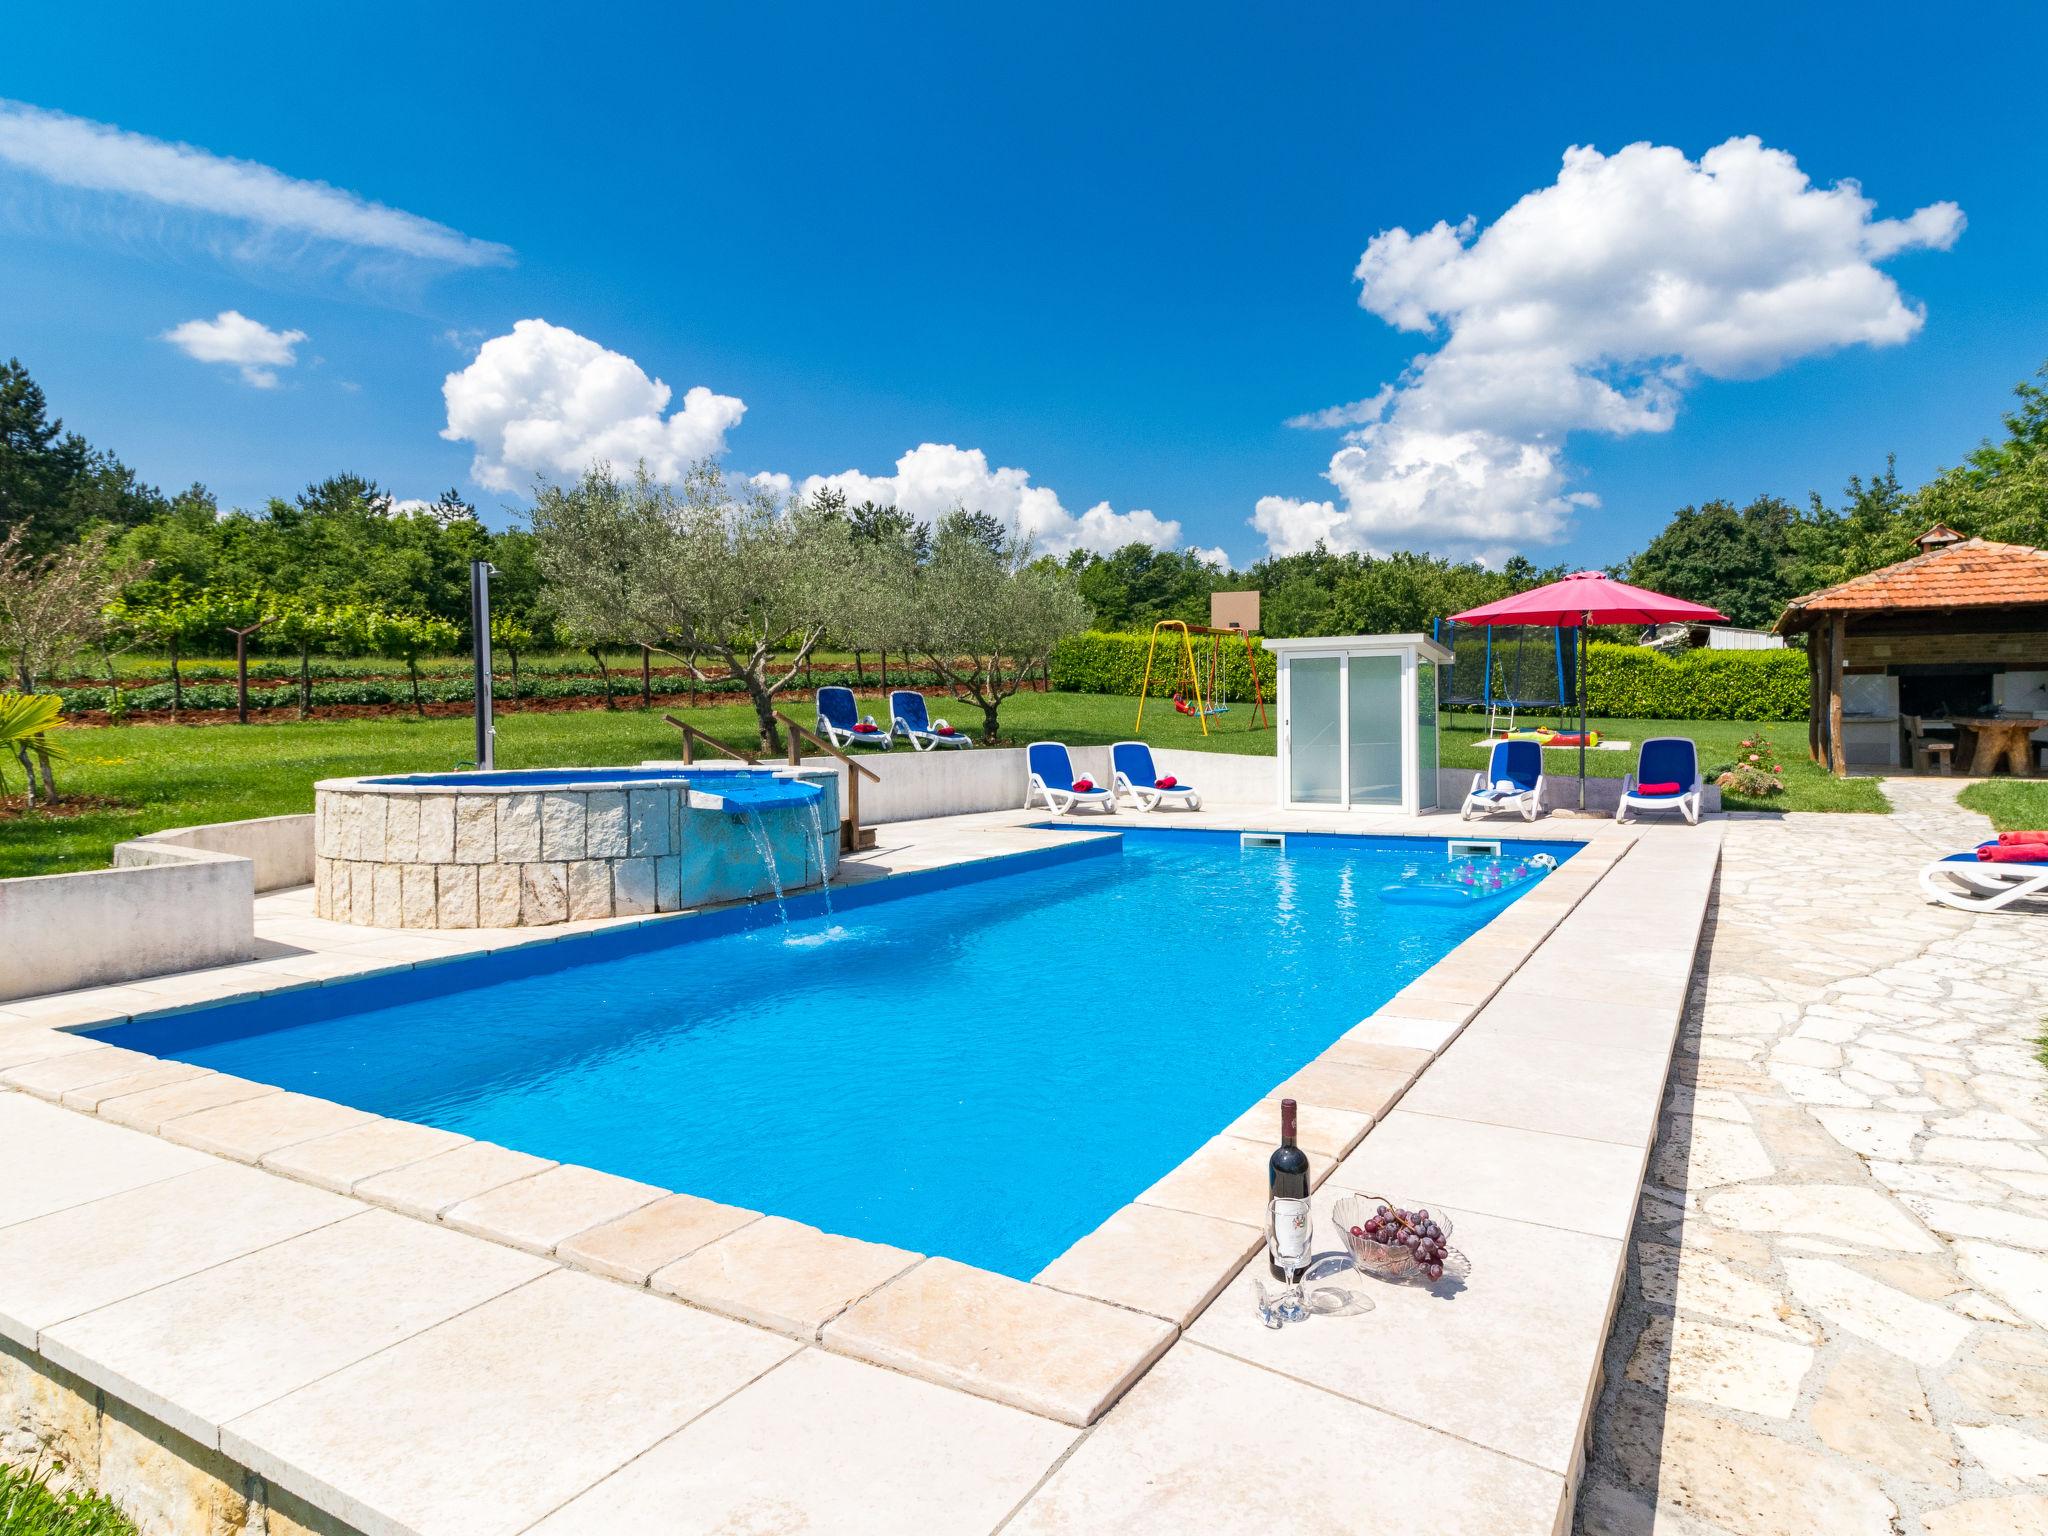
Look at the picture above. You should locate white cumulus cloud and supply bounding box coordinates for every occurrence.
[1261,136,1963,563]
[439,325,1185,556]
[1190,545,1231,571]
[160,309,306,388]
[441,319,747,491]
[799,443,1181,556]
[0,98,511,268]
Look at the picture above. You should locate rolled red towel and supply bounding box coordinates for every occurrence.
[936,726,957,736]
[1637,781,1682,795]
[1998,830,2048,845]
[1071,777,1095,792]
[1979,844,2048,864]
[1155,775,1177,788]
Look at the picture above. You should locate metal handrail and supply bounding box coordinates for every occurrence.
[774,711,880,851]
[659,716,759,765]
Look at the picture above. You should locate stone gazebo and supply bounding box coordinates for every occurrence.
[1776,525,2048,776]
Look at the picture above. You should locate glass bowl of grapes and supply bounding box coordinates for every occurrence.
[1331,1193,1463,1285]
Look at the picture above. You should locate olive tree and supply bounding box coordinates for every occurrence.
[867,510,1092,744]
[533,462,862,753]
[0,526,143,691]
[0,526,145,799]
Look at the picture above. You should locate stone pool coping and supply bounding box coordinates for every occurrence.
[0,805,1720,1534]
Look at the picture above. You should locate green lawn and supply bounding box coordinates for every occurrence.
[3,696,1874,879]
[0,1464,135,1536]
[1434,716,1888,816]
[1957,778,2048,832]
[3,692,1260,877]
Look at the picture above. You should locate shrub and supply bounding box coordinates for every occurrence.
[1714,729,1789,796]
[1050,631,1809,722]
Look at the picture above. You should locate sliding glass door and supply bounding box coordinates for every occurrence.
[1345,653,1403,808]
[1282,647,1424,812]
[1284,653,1344,806]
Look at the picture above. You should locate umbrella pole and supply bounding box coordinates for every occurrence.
[1578,618,1588,810]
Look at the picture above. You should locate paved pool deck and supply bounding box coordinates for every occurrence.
[1579,779,2048,1536]
[0,801,1722,1535]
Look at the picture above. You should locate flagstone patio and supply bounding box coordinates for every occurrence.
[1579,778,2048,1536]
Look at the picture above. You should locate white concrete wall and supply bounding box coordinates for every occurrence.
[1995,670,2048,758]
[114,813,314,893]
[0,847,254,1002]
[1434,766,1723,816]
[651,746,1280,823]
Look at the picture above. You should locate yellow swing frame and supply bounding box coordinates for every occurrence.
[1134,619,1267,737]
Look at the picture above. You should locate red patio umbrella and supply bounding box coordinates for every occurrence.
[1450,572,1727,809]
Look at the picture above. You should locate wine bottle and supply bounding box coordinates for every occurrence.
[1268,1097,1311,1282]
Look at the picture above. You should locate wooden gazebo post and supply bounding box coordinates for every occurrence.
[1807,629,1824,765]
[1826,614,1848,776]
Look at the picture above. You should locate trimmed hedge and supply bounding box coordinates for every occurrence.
[58,667,953,714]
[1050,631,1807,722]
[1581,643,1806,721]
[1050,630,1276,701]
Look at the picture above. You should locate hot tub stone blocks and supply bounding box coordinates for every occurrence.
[312,771,838,930]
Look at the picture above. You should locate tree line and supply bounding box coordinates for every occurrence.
[3,350,2045,738]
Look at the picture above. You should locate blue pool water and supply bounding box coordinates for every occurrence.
[96,829,1576,1278]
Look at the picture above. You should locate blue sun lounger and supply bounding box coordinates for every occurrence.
[815,685,891,750]
[1462,739,1544,822]
[1110,741,1200,812]
[1920,844,2048,912]
[1615,737,1702,825]
[1026,742,1114,816]
[889,690,973,751]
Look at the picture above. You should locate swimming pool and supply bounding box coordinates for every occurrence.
[95,828,1578,1278]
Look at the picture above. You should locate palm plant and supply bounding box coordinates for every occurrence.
[0,691,67,807]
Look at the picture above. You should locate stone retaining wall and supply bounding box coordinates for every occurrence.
[311,771,838,929]
[0,1334,361,1536]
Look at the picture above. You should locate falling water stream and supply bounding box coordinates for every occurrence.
[802,801,835,918]
[737,807,788,927]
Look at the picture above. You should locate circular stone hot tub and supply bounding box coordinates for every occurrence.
[313,766,840,929]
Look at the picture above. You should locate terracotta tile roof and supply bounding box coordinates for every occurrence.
[1776,537,2048,631]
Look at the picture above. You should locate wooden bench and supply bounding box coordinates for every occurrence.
[1903,713,1956,776]
[1915,739,1955,775]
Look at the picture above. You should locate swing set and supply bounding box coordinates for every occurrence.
[1134,620,1270,736]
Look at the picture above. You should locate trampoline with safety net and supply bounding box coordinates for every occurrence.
[1432,619,1576,736]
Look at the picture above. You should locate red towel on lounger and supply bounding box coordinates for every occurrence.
[1156,776,1177,788]
[1977,845,2048,863]
[1998,831,2048,845]
[1637,781,1681,795]
[1071,778,1095,792]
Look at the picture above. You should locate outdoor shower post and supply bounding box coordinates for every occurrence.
[470,559,496,771]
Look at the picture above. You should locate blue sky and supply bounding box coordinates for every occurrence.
[3,2,2043,570]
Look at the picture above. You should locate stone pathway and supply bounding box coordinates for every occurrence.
[1579,779,2048,1536]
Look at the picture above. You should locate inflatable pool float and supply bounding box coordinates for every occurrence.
[1380,854,1551,908]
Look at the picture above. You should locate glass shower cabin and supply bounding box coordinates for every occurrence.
[1267,636,1448,815]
